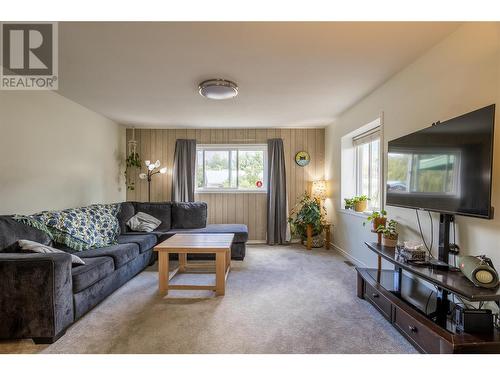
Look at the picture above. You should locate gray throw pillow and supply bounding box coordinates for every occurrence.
[18,239,85,265]
[127,212,161,232]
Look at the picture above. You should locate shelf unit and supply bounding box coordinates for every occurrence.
[357,242,500,353]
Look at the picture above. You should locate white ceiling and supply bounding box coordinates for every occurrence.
[58,22,460,128]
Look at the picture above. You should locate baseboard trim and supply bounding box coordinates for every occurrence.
[331,243,367,268]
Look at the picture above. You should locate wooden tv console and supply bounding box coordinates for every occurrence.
[357,242,500,353]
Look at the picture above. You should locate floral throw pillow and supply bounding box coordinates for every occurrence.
[14,203,120,251]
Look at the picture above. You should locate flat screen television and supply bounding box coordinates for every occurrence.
[386,104,495,219]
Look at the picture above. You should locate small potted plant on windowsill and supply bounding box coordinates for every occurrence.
[376,219,398,248]
[344,198,354,210]
[363,210,387,231]
[352,195,370,212]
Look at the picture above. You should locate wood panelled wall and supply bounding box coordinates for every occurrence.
[125,128,325,241]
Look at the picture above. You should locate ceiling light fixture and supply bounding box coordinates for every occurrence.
[199,79,238,100]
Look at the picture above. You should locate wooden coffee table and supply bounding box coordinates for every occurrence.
[154,233,234,296]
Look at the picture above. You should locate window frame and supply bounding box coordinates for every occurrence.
[195,144,268,193]
[354,137,382,211]
[354,135,381,211]
[340,116,383,214]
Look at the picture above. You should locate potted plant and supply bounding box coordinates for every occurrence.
[125,151,141,190]
[363,210,387,231]
[288,192,327,248]
[344,198,354,210]
[377,219,398,248]
[352,195,370,212]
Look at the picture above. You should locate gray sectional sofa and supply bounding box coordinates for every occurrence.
[0,201,248,344]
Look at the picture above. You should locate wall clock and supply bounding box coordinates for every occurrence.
[295,151,311,167]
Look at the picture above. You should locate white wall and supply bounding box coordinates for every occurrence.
[0,90,126,215]
[325,23,500,268]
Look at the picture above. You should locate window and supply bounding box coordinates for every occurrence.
[196,144,267,192]
[353,128,381,210]
[341,118,382,213]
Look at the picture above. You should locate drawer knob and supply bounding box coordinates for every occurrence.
[409,325,418,333]
[372,293,379,298]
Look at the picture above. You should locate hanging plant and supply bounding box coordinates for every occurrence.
[125,152,142,190]
[125,132,141,191]
[126,152,141,168]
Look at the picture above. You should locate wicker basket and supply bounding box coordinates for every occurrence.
[311,233,325,248]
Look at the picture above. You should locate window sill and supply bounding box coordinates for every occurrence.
[195,190,267,194]
[337,208,371,219]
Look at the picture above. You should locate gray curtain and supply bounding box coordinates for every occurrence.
[171,139,197,202]
[267,138,289,245]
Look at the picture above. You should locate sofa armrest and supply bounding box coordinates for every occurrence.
[0,252,74,343]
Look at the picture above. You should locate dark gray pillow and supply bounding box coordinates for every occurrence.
[117,202,136,234]
[0,215,52,251]
[133,202,172,231]
[172,202,207,229]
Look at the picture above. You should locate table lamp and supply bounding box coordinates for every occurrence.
[311,180,327,201]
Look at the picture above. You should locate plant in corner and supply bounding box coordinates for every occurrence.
[363,209,387,231]
[376,219,398,248]
[288,192,327,248]
[352,195,370,212]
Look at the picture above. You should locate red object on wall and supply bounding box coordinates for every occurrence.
[256,181,263,188]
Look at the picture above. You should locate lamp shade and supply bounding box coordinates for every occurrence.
[312,180,327,200]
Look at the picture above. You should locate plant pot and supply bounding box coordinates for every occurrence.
[372,217,387,232]
[354,200,367,212]
[382,235,398,248]
[303,224,325,249]
[311,233,325,248]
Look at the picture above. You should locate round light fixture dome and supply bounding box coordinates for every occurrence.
[199,79,238,100]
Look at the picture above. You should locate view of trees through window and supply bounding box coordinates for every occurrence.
[196,146,266,191]
[387,153,458,194]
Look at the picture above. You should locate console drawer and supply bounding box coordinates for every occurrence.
[393,306,441,353]
[364,281,392,321]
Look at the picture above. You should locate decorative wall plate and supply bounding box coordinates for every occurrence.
[295,151,310,166]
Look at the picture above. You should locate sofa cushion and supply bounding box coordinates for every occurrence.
[117,234,157,253]
[0,215,53,251]
[117,202,136,234]
[77,243,140,269]
[72,256,114,293]
[18,240,85,265]
[171,202,207,229]
[127,212,161,232]
[133,202,172,231]
[167,224,248,243]
[13,204,121,251]
[122,231,171,243]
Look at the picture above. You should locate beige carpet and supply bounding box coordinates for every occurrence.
[0,244,416,354]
